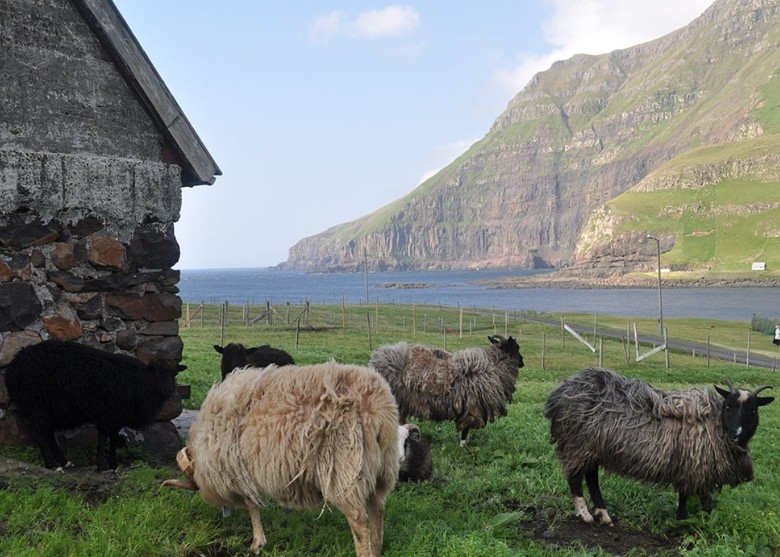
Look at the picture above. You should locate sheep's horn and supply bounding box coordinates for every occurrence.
[160,447,198,490]
[175,447,196,482]
[161,478,197,491]
[723,378,737,392]
[752,385,773,396]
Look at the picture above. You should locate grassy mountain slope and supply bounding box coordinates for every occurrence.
[283,0,780,274]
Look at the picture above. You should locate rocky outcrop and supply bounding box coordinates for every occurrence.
[283,0,780,273]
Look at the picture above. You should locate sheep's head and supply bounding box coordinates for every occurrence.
[214,343,250,379]
[715,379,774,447]
[488,335,524,369]
[396,424,412,462]
[399,423,432,482]
[147,358,186,397]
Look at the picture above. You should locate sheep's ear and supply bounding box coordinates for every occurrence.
[176,364,187,374]
[715,385,731,399]
[758,396,775,406]
[246,347,258,355]
[213,345,224,354]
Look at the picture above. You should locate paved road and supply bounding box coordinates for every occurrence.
[519,314,780,371]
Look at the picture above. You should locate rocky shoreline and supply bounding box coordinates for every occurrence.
[477,273,780,290]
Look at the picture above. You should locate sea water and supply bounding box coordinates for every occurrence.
[177,268,780,321]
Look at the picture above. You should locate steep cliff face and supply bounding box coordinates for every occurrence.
[284,0,780,272]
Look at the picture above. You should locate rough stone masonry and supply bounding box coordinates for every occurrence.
[0,0,219,462]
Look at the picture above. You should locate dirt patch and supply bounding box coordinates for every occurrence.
[0,455,128,505]
[508,502,683,556]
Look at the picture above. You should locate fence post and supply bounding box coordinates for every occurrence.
[599,338,603,367]
[622,336,629,366]
[220,301,227,346]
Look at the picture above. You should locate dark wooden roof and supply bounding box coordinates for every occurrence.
[75,0,221,186]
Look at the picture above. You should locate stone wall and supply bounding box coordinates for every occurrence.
[0,150,186,452]
[0,0,190,460]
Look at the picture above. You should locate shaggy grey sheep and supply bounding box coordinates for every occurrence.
[4,339,184,471]
[369,335,524,446]
[162,362,404,557]
[544,367,774,523]
[213,342,294,380]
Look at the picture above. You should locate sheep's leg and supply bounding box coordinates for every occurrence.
[567,471,595,524]
[107,430,120,470]
[584,468,612,525]
[95,429,110,471]
[676,492,689,520]
[365,492,386,557]
[344,506,373,557]
[244,499,266,555]
[33,422,66,470]
[699,491,713,513]
[459,427,470,447]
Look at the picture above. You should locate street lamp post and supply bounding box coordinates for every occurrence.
[646,235,664,337]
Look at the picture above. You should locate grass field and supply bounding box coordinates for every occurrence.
[1,302,779,556]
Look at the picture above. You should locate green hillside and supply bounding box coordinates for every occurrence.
[596,137,780,273]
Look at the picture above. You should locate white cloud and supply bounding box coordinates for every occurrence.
[492,0,714,95]
[308,11,347,44]
[309,5,420,43]
[352,5,420,39]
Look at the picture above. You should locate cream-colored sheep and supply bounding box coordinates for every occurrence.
[163,361,402,557]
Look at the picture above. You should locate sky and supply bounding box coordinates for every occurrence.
[112,0,714,270]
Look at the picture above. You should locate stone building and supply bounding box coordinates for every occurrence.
[0,0,220,455]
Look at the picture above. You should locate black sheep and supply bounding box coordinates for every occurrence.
[4,340,184,471]
[399,423,432,482]
[213,342,294,380]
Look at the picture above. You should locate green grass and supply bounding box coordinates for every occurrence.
[2,302,780,556]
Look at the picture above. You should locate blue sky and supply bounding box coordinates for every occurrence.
[113,0,714,270]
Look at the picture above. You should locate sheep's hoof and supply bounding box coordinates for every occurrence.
[594,508,613,526]
[573,497,594,524]
[249,539,265,555]
[579,512,595,525]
